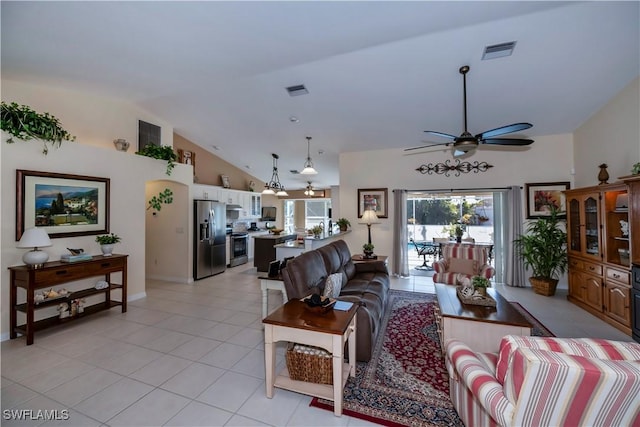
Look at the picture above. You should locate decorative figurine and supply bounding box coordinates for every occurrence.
[598,163,609,185]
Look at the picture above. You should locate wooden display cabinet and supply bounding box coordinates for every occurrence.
[566,183,632,336]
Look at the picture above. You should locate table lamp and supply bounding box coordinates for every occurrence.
[17,227,52,268]
[360,209,380,245]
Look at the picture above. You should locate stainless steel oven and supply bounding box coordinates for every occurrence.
[229,232,248,267]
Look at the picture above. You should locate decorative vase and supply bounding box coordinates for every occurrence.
[113,139,130,152]
[456,236,462,243]
[100,244,115,256]
[598,163,609,185]
[339,225,347,232]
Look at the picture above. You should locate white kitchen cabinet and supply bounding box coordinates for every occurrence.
[193,184,220,201]
[251,194,261,217]
[225,235,231,266]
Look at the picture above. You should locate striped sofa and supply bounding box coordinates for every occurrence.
[433,243,494,285]
[446,335,640,426]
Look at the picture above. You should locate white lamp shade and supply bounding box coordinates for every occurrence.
[262,187,276,195]
[360,209,380,225]
[17,228,52,248]
[300,166,318,175]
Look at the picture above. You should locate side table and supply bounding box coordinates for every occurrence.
[263,299,357,416]
[351,254,388,265]
[258,275,288,318]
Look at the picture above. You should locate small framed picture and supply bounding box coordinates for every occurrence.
[358,188,388,218]
[525,182,570,218]
[220,175,230,188]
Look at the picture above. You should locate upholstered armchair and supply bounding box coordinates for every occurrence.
[432,243,494,285]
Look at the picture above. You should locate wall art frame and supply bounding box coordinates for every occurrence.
[357,188,388,218]
[16,170,110,240]
[525,181,570,219]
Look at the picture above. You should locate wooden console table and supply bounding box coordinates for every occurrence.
[9,254,128,345]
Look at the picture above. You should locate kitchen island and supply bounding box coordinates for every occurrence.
[274,230,351,260]
[253,233,297,272]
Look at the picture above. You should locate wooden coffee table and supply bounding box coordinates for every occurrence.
[434,283,532,352]
[263,299,357,416]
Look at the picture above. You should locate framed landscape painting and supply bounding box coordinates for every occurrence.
[525,181,570,219]
[358,188,388,218]
[16,170,110,240]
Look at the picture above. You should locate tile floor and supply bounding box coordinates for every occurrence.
[1,263,632,426]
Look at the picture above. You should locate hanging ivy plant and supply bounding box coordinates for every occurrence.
[135,144,177,176]
[147,188,174,212]
[1,101,76,154]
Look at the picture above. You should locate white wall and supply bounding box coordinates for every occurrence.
[574,77,640,187]
[338,134,574,270]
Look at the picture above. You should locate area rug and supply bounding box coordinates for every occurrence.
[310,290,553,426]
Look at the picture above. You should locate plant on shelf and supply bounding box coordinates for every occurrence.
[336,218,350,231]
[95,233,121,257]
[1,101,76,154]
[513,206,568,296]
[147,188,174,212]
[135,144,177,176]
[472,276,491,296]
[632,162,640,175]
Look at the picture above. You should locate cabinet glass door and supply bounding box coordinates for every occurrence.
[568,198,582,253]
[584,196,600,258]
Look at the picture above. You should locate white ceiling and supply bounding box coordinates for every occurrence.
[2,1,639,190]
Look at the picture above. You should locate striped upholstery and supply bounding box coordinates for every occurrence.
[446,337,640,427]
[433,244,495,285]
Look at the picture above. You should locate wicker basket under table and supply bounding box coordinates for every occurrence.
[285,343,333,385]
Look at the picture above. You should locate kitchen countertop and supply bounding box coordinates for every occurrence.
[304,229,351,240]
[253,233,296,240]
[273,240,304,249]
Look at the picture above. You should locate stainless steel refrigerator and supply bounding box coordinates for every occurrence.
[194,199,227,280]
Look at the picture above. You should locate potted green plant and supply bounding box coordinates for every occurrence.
[513,207,568,296]
[1,101,76,154]
[135,144,177,176]
[362,242,375,259]
[336,218,350,232]
[454,224,464,243]
[95,233,121,257]
[472,276,491,296]
[311,225,323,238]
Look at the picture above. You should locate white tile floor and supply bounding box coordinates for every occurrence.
[1,262,632,426]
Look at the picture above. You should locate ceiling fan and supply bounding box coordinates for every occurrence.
[406,65,534,157]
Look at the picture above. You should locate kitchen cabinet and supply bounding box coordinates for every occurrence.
[566,183,632,336]
[193,184,220,201]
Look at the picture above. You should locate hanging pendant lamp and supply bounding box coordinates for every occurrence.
[262,153,288,196]
[304,181,315,196]
[300,136,318,175]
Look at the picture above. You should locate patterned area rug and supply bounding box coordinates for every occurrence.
[310,290,553,426]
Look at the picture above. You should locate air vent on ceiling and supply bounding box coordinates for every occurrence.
[482,41,516,60]
[290,169,300,174]
[286,84,308,96]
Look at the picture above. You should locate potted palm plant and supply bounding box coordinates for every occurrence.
[513,207,568,296]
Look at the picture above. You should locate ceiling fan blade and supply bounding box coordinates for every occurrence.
[480,138,534,146]
[424,130,457,140]
[404,141,451,152]
[476,122,532,139]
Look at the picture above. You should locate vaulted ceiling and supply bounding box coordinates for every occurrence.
[2,1,638,190]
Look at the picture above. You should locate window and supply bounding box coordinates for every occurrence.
[283,199,331,232]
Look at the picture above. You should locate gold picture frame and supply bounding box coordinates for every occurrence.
[357,188,388,218]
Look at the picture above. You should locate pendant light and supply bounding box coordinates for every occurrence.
[304,181,315,196]
[262,153,288,196]
[300,136,318,175]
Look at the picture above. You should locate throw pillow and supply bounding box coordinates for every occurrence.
[448,257,479,276]
[323,273,343,298]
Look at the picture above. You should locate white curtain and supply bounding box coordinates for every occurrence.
[392,189,410,277]
[505,185,526,287]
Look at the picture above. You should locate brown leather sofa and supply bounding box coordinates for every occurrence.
[280,239,390,362]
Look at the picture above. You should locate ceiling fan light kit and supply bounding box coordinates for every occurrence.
[304,181,315,196]
[262,153,288,196]
[300,136,318,175]
[405,64,534,157]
